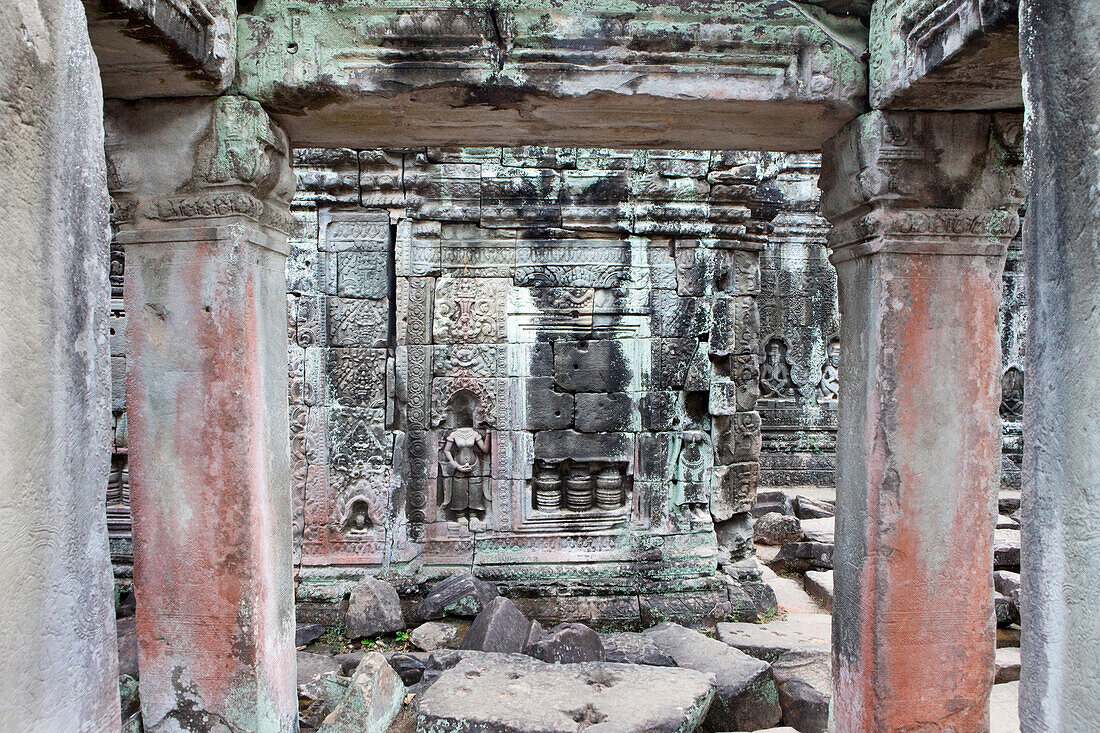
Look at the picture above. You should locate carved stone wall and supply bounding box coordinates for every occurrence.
[283,146,779,596]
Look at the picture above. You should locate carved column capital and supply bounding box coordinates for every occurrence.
[820,110,1024,262]
[105,96,298,242]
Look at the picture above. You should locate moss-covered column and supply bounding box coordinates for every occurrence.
[1020,1,1100,727]
[820,111,1022,732]
[106,96,298,733]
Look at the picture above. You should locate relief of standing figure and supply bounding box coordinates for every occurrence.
[441,423,490,529]
[671,429,712,522]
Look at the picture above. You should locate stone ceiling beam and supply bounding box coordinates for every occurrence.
[84,0,234,98]
[870,0,1021,110]
[235,1,868,151]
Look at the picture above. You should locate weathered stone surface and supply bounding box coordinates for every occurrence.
[771,648,831,733]
[643,622,781,731]
[345,577,405,638]
[799,517,835,544]
[717,615,832,664]
[297,623,325,647]
[416,654,716,733]
[995,592,1020,626]
[772,542,834,572]
[410,621,460,652]
[524,623,605,664]
[319,653,406,733]
[461,597,542,654]
[1,0,121,728]
[237,4,866,151]
[419,572,500,620]
[793,495,834,520]
[1020,5,1100,728]
[995,645,1021,684]
[574,393,635,433]
[803,571,834,613]
[298,651,344,702]
[600,633,676,667]
[754,512,803,546]
[991,680,1020,733]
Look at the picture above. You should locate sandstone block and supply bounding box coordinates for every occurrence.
[643,622,781,731]
[344,577,405,639]
[416,654,716,733]
[524,623,605,664]
[418,571,500,620]
[319,653,406,733]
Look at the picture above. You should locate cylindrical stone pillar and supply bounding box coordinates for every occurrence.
[0,0,122,729]
[106,97,298,733]
[1020,2,1100,728]
[820,110,1023,732]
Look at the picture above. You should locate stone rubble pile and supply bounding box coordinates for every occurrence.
[287,572,847,732]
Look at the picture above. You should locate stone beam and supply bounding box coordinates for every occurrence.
[1020,1,1100,727]
[236,1,867,150]
[84,0,234,98]
[0,0,121,729]
[106,96,298,733]
[820,110,1023,731]
[871,0,1021,110]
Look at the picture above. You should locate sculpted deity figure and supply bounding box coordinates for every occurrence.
[441,423,490,528]
[671,429,711,522]
[760,338,793,398]
[1000,367,1024,421]
[817,339,840,402]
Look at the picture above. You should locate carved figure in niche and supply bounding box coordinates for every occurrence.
[439,391,490,528]
[817,339,840,402]
[1001,367,1024,421]
[760,338,794,398]
[341,497,381,534]
[671,430,711,522]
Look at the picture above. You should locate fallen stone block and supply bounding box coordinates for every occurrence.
[994,528,1021,569]
[772,541,833,572]
[418,571,499,620]
[753,489,796,518]
[794,495,834,520]
[772,648,830,733]
[803,570,834,613]
[461,596,543,654]
[386,652,429,686]
[525,623,605,664]
[995,646,1021,684]
[297,651,345,703]
[409,621,460,652]
[319,653,406,733]
[600,632,676,667]
[717,615,831,664]
[416,653,716,733]
[644,621,781,731]
[799,516,834,544]
[344,576,405,639]
[297,623,325,647]
[754,512,802,546]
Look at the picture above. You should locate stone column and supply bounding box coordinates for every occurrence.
[106,97,298,733]
[0,0,121,729]
[819,111,1022,731]
[1019,2,1100,727]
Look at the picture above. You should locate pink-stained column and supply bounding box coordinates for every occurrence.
[106,97,298,733]
[819,111,1023,732]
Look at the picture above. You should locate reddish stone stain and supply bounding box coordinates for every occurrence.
[131,243,291,725]
[836,255,997,732]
